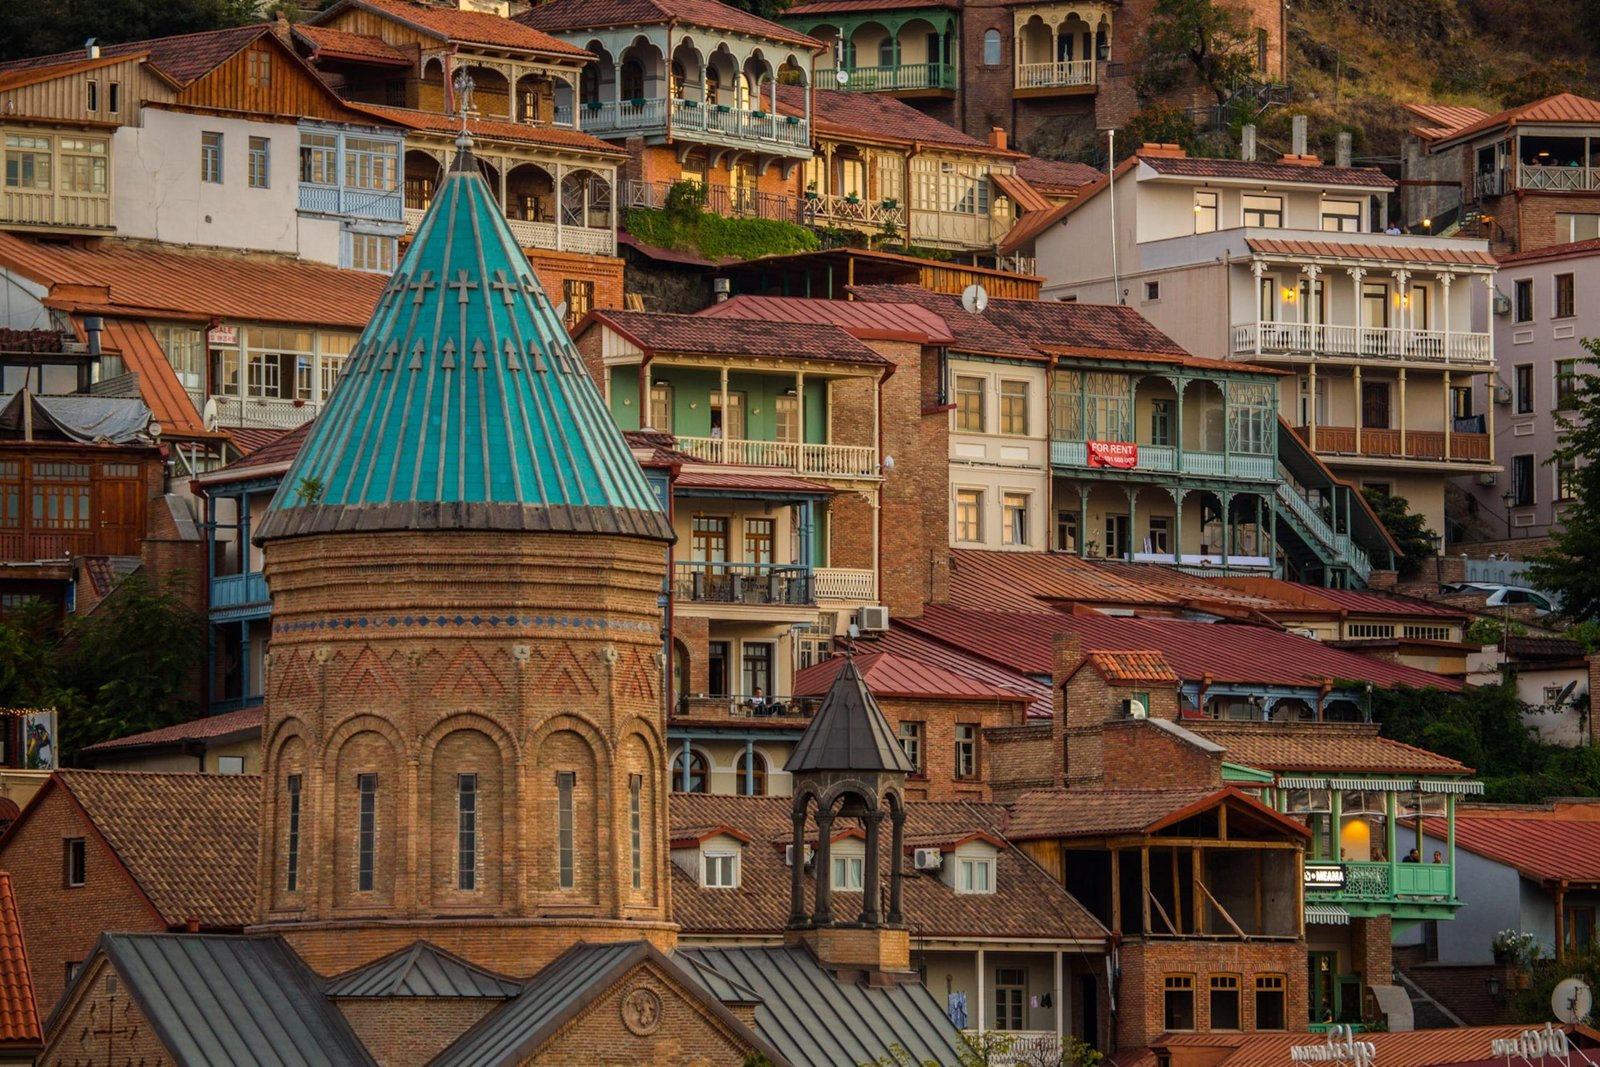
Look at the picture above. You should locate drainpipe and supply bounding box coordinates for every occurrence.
[637,350,656,429]
[665,19,678,144]
[874,363,896,605]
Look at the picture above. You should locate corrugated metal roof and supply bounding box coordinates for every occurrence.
[1433,92,1600,148]
[785,656,916,773]
[990,171,1053,213]
[1146,1022,1600,1067]
[326,942,521,999]
[673,468,836,495]
[588,309,890,365]
[946,550,1182,611]
[101,318,208,438]
[1006,787,1310,841]
[791,650,1026,702]
[0,873,40,1048]
[676,946,965,1067]
[1432,815,1600,883]
[256,147,671,543]
[696,295,958,345]
[1248,237,1497,267]
[98,934,376,1067]
[195,421,315,488]
[868,627,1051,719]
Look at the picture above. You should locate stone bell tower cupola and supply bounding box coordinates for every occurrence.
[251,125,675,978]
[784,656,916,983]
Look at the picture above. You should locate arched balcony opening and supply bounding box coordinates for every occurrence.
[458,64,511,121]
[403,150,442,212]
[705,46,741,107]
[561,168,613,229]
[506,162,556,224]
[516,72,559,125]
[671,38,705,100]
[744,51,776,113]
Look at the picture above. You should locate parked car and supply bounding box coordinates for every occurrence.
[1442,582,1555,615]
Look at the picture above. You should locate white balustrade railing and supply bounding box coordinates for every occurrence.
[674,436,878,478]
[297,183,404,220]
[406,207,615,256]
[207,394,321,430]
[2,188,111,229]
[1015,59,1097,88]
[1519,164,1600,191]
[1232,321,1492,364]
[814,568,876,602]
[669,98,811,149]
[578,97,668,134]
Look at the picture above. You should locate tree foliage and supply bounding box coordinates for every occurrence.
[1360,487,1438,580]
[0,0,259,62]
[1120,103,1202,160]
[1488,59,1592,109]
[1527,340,1600,622]
[1136,0,1260,106]
[0,576,205,761]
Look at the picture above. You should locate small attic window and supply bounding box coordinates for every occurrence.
[703,851,739,889]
[955,856,993,894]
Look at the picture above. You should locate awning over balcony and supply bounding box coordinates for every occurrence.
[674,469,835,495]
[1305,903,1351,925]
[1247,237,1497,269]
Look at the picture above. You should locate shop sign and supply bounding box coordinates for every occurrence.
[1290,1026,1376,1067]
[1491,1024,1571,1062]
[1304,863,1346,889]
[208,325,238,346]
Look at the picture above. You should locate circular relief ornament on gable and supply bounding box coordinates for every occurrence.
[621,986,663,1035]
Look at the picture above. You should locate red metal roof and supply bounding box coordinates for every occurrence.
[696,295,957,345]
[1139,154,1396,188]
[195,422,314,487]
[516,0,822,50]
[1138,1023,1600,1067]
[792,651,1027,702]
[990,171,1052,214]
[227,427,291,457]
[868,628,1051,719]
[1435,814,1600,883]
[947,550,1183,611]
[581,309,890,365]
[673,468,834,494]
[1497,236,1600,266]
[900,604,1465,692]
[1433,92,1600,148]
[293,24,411,65]
[335,0,591,55]
[776,85,1007,154]
[81,706,265,753]
[1210,576,1467,619]
[0,232,387,329]
[0,872,40,1049]
[100,318,211,439]
[1248,237,1497,267]
[346,102,625,155]
[784,0,953,12]
[1402,102,1492,142]
[845,285,1042,358]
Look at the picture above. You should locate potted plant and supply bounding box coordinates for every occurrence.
[752,108,767,118]
[630,97,647,108]
[714,103,732,113]
[881,197,897,209]
[785,115,801,125]
[803,181,819,200]
[584,99,603,111]
[844,193,860,204]
[1491,929,1538,967]
[683,98,700,108]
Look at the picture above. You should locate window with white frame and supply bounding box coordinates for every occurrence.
[1321,199,1362,232]
[59,138,107,194]
[999,379,1028,435]
[154,324,205,393]
[955,375,985,431]
[703,850,739,888]
[1002,493,1029,546]
[300,132,338,185]
[648,383,672,432]
[1242,194,1282,228]
[347,232,394,273]
[832,851,864,890]
[955,489,983,542]
[955,855,993,893]
[955,723,977,778]
[775,395,800,442]
[898,720,923,772]
[344,137,398,191]
[5,135,52,190]
[1194,190,1218,234]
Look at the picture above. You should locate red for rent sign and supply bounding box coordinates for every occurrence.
[1087,441,1138,468]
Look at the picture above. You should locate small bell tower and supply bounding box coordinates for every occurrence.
[783,657,916,984]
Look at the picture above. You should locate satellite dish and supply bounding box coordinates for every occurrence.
[147,421,162,440]
[202,397,220,432]
[881,455,895,471]
[1557,680,1579,707]
[1553,977,1592,1024]
[834,68,849,86]
[554,301,570,323]
[961,283,988,315]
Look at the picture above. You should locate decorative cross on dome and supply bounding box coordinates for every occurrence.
[454,68,475,136]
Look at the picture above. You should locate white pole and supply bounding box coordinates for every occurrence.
[1107,128,1121,304]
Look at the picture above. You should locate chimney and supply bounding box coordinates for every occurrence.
[84,37,99,60]
[1292,115,1308,157]
[988,126,1008,151]
[1135,142,1186,159]
[1241,125,1257,162]
[82,315,103,356]
[1052,633,1085,697]
[711,277,731,303]
[272,11,292,42]
[1336,131,1353,168]
[184,916,200,934]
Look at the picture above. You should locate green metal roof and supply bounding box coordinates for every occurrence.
[257,141,671,543]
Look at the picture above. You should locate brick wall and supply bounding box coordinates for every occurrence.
[336,998,499,1065]
[1393,943,1517,1026]
[1350,915,1393,991]
[880,694,1026,802]
[1517,193,1600,255]
[1100,719,1221,792]
[528,248,625,317]
[0,782,166,1020]
[39,954,174,1067]
[1116,938,1308,1050]
[872,339,950,620]
[985,722,1056,803]
[1051,635,1182,787]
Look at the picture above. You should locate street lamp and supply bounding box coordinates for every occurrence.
[1501,488,1515,538]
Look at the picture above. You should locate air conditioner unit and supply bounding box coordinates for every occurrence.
[1477,471,1498,487]
[1123,698,1148,720]
[913,847,943,870]
[1492,293,1512,316]
[856,605,890,632]
[1494,385,1513,405]
[1290,627,1318,640]
[784,843,815,867]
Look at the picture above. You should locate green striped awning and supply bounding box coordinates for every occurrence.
[1279,777,1329,789]
[1305,904,1351,925]
[1329,778,1416,791]
[1418,780,1484,795]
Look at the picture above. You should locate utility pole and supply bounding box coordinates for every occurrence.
[1107,127,1121,304]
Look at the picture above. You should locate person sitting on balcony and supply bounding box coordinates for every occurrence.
[1432,850,1444,863]
[1371,844,1386,862]
[748,687,773,715]
[1385,223,1402,235]
[1403,847,1421,863]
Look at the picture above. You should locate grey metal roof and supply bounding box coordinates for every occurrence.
[675,946,964,1067]
[784,656,915,774]
[671,951,763,1005]
[325,942,522,999]
[98,934,376,1067]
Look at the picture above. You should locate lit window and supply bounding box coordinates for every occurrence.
[1321,199,1362,232]
[1210,974,1241,1030]
[956,856,992,893]
[1002,493,1029,547]
[356,773,377,891]
[1556,359,1579,409]
[563,279,594,327]
[201,132,223,184]
[248,137,270,189]
[955,376,985,431]
[285,774,301,893]
[832,854,864,890]
[999,380,1028,435]
[955,489,983,543]
[65,838,86,887]
[1164,975,1195,1030]
[955,724,978,778]
[1255,974,1286,1030]
[557,770,575,888]
[1242,194,1282,228]
[629,774,643,890]
[704,851,739,888]
[898,721,923,772]
[457,772,477,891]
[1193,190,1218,234]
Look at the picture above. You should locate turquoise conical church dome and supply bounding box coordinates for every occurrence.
[257,140,671,543]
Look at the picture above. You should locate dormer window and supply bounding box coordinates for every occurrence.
[955,856,993,894]
[832,838,866,890]
[703,851,739,888]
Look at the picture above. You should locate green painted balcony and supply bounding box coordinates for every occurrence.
[822,62,956,93]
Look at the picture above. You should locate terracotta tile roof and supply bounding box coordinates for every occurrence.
[345,103,625,155]
[868,627,1051,719]
[1247,236,1497,267]
[227,427,289,456]
[1142,1023,1600,1067]
[0,873,40,1049]
[1005,787,1308,841]
[999,156,1135,254]
[0,52,155,94]
[80,707,265,753]
[1138,154,1396,189]
[1188,722,1473,776]
[776,86,1002,152]
[1429,814,1600,883]
[843,286,1047,358]
[1401,102,1492,141]
[669,794,1108,942]
[517,0,822,51]
[0,233,387,330]
[0,24,269,86]
[0,329,68,352]
[52,771,260,927]
[1087,650,1179,685]
[1013,156,1102,192]
[624,428,702,467]
[901,603,1466,693]
[582,309,890,365]
[784,0,953,12]
[696,294,957,345]
[674,468,834,493]
[946,550,1182,611]
[975,295,1193,358]
[1432,92,1600,148]
[292,24,411,65]
[1503,635,1586,659]
[791,651,1028,702]
[989,170,1052,213]
[1497,236,1600,265]
[335,0,591,54]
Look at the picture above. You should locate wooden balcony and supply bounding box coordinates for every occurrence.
[1292,425,1491,464]
[1015,59,1097,90]
[822,62,956,93]
[1232,321,1492,366]
[673,436,878,479]
[1,188,111,233]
